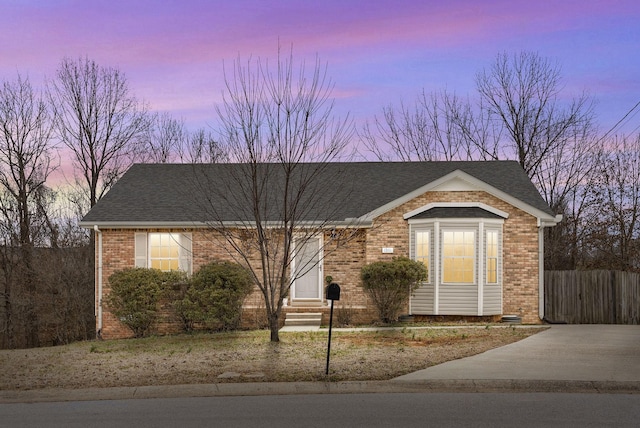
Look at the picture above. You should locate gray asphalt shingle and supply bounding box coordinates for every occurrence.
[80,160,555,225]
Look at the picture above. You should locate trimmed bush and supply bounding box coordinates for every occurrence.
[106,268,186,338]
[174,260,253,331]
[361,256,427,323]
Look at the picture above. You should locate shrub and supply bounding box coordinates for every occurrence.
[106,268,186,338]
[361,256,427,323]
[336,303,355,327]
[174,260,253,331]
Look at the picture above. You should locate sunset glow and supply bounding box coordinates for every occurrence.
[1,0,638,141]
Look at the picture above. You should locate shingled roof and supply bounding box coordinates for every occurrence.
[80,160,557,227]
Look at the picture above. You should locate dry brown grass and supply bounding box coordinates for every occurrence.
[0,326,543,390]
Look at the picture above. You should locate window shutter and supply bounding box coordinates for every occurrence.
[135,233,147,268]
[178,233,192,274]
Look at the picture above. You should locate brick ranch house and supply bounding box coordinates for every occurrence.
[80,161,561,339]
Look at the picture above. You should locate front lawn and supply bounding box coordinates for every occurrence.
[0,326,543,390]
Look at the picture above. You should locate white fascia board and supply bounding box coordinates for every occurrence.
[78,221,209,229]
[403,202,509,220]
[407,217,505,225]
[79,219,373,230]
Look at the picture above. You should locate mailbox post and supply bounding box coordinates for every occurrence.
[325,283,340,376]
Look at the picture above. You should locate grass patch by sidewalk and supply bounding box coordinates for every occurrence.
[0,326,544,390]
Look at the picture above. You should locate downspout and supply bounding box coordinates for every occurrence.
[433,221,440,315]
[538,215,563,321]
[538,224,545,321]
[94,225,103,339]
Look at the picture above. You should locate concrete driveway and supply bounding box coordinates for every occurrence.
[393,325,640,391]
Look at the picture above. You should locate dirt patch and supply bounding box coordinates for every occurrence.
[0,326,544,390]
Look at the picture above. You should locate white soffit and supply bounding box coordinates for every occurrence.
[429,175,480,191]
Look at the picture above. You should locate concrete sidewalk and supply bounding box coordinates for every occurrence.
[392,324,640,392]
[2,325,639,403]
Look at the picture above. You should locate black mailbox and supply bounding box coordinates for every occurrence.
[326,283,341,301]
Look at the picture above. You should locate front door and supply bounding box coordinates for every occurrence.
[292,237,322,300]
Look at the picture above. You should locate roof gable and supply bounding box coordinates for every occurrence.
[362,169,555,222]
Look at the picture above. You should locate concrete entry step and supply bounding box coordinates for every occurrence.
[284,312,322,327]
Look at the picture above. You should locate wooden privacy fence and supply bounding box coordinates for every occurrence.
[544,270,640,324]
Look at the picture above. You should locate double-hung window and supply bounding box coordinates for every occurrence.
[135,232,192,273]
[486,230,499,284]
[442,230,475,284]
[415,230,430,282]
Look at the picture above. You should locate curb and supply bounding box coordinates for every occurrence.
[2,379,639,403]
[390,379,640,394]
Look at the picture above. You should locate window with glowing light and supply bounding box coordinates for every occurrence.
[149,233,182,271]
[442,230,475,284]
[486,230,498,284]
[415,230,430,282]
[135,232,192,273]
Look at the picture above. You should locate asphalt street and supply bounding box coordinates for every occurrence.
[2,392,640,428]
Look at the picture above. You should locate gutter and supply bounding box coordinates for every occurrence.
[94,225,103,339]
[79,219,374,229]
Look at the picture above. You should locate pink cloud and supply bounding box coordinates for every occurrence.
[1,0,638,138]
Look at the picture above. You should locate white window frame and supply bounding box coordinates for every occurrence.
[135,232,192,274]
[441,228,476,285]
[414,229,431,283]
[485,229,499,285]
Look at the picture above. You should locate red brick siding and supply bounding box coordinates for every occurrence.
[95,190,543,337]
[366,191,542,324]
[97,228,378,338]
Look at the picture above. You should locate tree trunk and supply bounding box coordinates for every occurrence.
[269,312,280,342]
[21,245,39,348]
[1,280,12,349]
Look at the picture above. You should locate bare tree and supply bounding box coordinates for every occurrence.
[196,49,355,342]
[48,57,150,208]
[361,90,479,161]
[363,51,594,181]
[184,128,227,163]
[451,96,504,161]
[0,74,56,246]
[0,74,56,348]
[144,112,186,163]
[51,185,92,247]
[586,134,640,270]
[475,51,594,178]
[535,120,599,269]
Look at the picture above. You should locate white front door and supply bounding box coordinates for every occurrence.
[292,237,322,300]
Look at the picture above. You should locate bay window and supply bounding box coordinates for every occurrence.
[406,203,506,316]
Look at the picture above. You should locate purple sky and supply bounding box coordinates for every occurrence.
[2,0,640,143]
